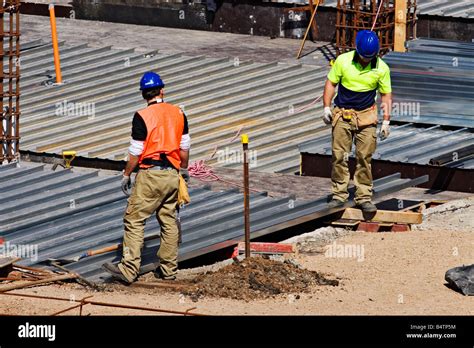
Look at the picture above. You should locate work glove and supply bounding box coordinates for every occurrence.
[121,175,132,196]
[379,120,390,141]
[180,168,190,183]
[322,106,332,125]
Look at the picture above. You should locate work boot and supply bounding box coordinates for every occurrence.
[102,262,133,285]
[356,201,377,213]
[154,269,177,281]
[327,199,347,209]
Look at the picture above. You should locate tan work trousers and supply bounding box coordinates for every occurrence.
[118,168,180,282]
[331,114,377,204]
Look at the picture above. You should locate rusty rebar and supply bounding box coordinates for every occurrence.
[50,295,93,316]
[335,0,402,57]
[242,135,250,258]
[0,292,206,316]
[83,299,207,316]
[0,0,21,163]
[51,303,87,316]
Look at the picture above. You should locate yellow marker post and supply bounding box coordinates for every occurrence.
[241,134,250,258]
[62,151,76,168]
[49,4,63,84]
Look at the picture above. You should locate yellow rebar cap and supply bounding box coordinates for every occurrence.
[241,134,249,144]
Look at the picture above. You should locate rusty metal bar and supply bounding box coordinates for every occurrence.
[0,3,4,162]
[80,299,207,316]
[335,0,408,57]
[241,134,250,258]
[0,291,207,316]
[51,302,88,316]
[50,295,93,316]
[0,0,21,164]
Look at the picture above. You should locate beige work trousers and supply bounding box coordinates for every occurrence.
[118,168,180,282]
[331,116,377,204]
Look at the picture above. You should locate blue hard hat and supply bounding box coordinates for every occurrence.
[140,72,165,90]
[355,30,380,59]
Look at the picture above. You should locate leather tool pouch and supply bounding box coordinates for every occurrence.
[332,107,343,127]
[354,105,378,128]
[177,175,191,206]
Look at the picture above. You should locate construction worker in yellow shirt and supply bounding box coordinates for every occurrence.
[323,30,392,213]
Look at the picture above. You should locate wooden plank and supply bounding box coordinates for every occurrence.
[331,219,360,227]
[394,0,407,52]
[342,208,422,224]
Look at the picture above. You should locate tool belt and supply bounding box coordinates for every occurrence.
[332,105,378,129]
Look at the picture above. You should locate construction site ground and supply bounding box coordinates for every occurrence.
[4,12,471,317]
[2,195,472,316]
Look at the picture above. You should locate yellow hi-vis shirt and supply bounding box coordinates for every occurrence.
[327,50,392,110]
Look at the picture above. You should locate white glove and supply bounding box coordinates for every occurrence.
[322,106,332,125]
[379,120,390,140]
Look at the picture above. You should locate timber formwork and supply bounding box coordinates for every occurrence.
[0,0,21,163]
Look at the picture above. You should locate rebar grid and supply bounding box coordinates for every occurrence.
[0,0,20,163]
[336,0,417,56]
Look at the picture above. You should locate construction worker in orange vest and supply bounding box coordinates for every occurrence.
[103,72,191,283]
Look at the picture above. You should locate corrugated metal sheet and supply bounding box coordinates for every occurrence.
[0,162,427,282]
[384,38,474,129]
[19,38,473,174]
[19,40,327,174]
[299,123,474,169]
[263,0,474,19]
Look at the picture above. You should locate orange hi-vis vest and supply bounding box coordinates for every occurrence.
[137,102,185,170]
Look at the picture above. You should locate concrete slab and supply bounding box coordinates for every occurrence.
[20,14,334,65]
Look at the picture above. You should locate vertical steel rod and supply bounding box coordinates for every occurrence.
[15,0,20,160]
[241,134,250,258]
[1,3,5,163]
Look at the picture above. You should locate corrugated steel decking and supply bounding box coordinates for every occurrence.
[19,40,328,173]
[0,163,427,282]
[384,39,474,129]
[299,123,474,169]
[18,38,473,175]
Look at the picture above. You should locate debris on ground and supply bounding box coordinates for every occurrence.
[0,260,80,292]
[445,264,474,296]
[181,256,339,302]
[282,226,353,255]
[413,197,474,232]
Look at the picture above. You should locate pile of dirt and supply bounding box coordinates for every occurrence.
[182,257,339,301]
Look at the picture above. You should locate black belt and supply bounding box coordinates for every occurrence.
[141,158,176,170]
